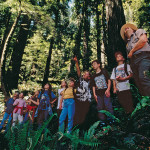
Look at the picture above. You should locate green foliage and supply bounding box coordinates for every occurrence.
[28,113,57,150]
[4,113,57,150]
[1,103,150,150]
[99,110,120,123]
[123,0,150,32]
[60,121,102,149]
[131,96,150,117]
[0,0,150,149]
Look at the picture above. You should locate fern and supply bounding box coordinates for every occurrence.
[58,121,102,149]
[99,110,120,123]
[95,125,112,139]
[17,122,29,150]
[86,121,100,140]
[28,113,57,150]
[131,96,150,117]
[63,132,101,148]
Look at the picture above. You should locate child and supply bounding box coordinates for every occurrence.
[35,83,57,127]
[110,51,134,114]
[91,60,114,122]
[57,80,68,118]
[59,78,76,133]
[0,92,19,131]
[73,56,91,125]
[23,90,40,123]
[12,93,26,126]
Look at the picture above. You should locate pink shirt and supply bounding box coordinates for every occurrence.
[13,98,26,114]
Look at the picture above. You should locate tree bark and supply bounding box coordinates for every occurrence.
[0,11,21,98]
[82,0,91,71]
[96,0,101,62]
[69,17,83,79]
[8,14,30,90]
[42,38,54,86]
[0,11,11,59]
[105,0,126,70]
[42,0,60,85]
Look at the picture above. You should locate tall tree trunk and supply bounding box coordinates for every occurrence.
[9,14,30,90]
[69,18,83,78]
[73,18,83,59]
[105,0,126,70]
[82,0,91,71]
[55,0,61,45]
[42,0,60,84]
[96,0,101,61]
[0,10,21,98]
[0,11,11,59]
[42,38,54,86]
[102,0,108,65]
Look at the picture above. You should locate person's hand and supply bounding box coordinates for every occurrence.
[51,103,54,108]
[116,76,126,82]
[29,99,33,102]
[59,103,62,109]
[128,50,133,58]
[113,88,118,94]
[94,94,98,103]
[60,91,63,96]
[73,56,78,62]
[105,89,110,97]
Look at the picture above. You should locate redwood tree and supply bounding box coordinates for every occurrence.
[105,0,126,70]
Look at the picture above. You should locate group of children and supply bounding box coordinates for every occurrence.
[0,83,57,132]
[0,51,134,133]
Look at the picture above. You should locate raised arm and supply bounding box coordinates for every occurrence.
[73,56,81,77]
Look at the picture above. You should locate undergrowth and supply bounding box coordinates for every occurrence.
[0,95,150,150]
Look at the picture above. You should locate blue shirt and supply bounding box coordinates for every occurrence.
[38,91,56,110]
[5,98,15,114]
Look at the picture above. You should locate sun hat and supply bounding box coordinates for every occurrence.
[120,23,138,40]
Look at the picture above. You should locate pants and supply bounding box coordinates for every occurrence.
[12,113,23,126]
[73,100,90,125]
[130,53,150,96]
[37,109,49,127]
[23,112,29,123]
[0,112,12,131]
[57,109,68,128]
[117,90,134,113]
[59,98,75,133]
[97,95,114,120]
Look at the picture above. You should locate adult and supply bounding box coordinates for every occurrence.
[73,56,91,125]
[120,23,150,96]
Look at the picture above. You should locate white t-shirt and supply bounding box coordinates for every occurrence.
[57,88,65,109]
[76,77,91,102]
[110,64,132,91]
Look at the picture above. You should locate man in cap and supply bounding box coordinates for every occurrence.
[120,23,150,96]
